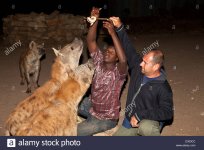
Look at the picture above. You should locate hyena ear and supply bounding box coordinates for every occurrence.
[29,41,36,50]
[52,48,64,57]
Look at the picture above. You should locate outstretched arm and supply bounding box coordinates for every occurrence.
[110,17,141,70]
[103,21,127,74]
[87,7,100,53]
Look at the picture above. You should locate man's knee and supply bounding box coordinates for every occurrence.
[78,117,117,136]
[113,126,137,136]
[77,120,94,136]
[78,97,91,118]
[138,119,160,136]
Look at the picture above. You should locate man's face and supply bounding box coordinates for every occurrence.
[140,53,155,76]
[103,46,118,63]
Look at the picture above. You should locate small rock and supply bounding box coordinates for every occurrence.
[11,86,15,91]
[195,44,199,50]
[173,81,182,85]
[200,112,204,116]
[192,85,199,93]
[195,127,200,132]
[173,66,176,70]
[191,97,194,100]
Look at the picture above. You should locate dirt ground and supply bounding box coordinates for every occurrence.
[0,31,203,136]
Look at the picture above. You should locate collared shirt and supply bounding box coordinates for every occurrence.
[89,50,127,120]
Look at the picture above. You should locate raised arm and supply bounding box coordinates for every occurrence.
[87,7,100,53]
[110,17,141,70]
[103,20,127,74]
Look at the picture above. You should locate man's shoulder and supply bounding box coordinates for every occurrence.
[155,80,173,94]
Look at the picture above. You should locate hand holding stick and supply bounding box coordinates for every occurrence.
[87,16,109,26]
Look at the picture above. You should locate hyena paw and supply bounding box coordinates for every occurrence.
[26,88,31,93]
[34,84,40,89]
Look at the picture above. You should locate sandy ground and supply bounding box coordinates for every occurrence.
[0,32,203,136]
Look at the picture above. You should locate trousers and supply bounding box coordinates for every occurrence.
[77,97,118,136]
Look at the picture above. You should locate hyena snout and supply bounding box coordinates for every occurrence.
[37,44,46,59]
[39,48,46,59]
[54,37,84,70]
[87,59,94,70]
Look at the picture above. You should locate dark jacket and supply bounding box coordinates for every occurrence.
[116,25,173,123]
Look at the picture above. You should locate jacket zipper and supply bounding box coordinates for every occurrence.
[128,83,144,117]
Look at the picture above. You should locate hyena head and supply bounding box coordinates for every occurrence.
[73,59,95,87]
[29,41,45,59]
[67,59,95,104]
[53,37,83,70]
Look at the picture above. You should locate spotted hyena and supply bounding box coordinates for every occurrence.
[5,38,83,136]
[16,60,95,136]
[19,41,45,93]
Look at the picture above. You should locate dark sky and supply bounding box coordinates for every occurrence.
[0,0,108,17]
[0,0,203,31]
[0,0,203,18]
[0,0,112,33]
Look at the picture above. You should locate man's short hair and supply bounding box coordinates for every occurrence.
[149,49,164,66]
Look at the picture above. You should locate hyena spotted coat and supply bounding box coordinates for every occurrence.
[19,41,45,93]
[16,60,94,136]
[5,38,83,136]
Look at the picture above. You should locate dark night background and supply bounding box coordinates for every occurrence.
[0,0,204,17]
[0,0,204,34]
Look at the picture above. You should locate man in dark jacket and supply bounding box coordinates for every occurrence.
[110,17,174,136]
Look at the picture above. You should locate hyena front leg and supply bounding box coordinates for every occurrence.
[19,67,25,85]
[25,71,32,93]
[33,67,40,89]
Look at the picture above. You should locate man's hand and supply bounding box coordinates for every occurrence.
[103,20,115,35]
[130,115,139,128]
[91,7,101,18]
[109,17,122,28]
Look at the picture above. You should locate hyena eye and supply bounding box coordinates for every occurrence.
[71,47,74,50]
